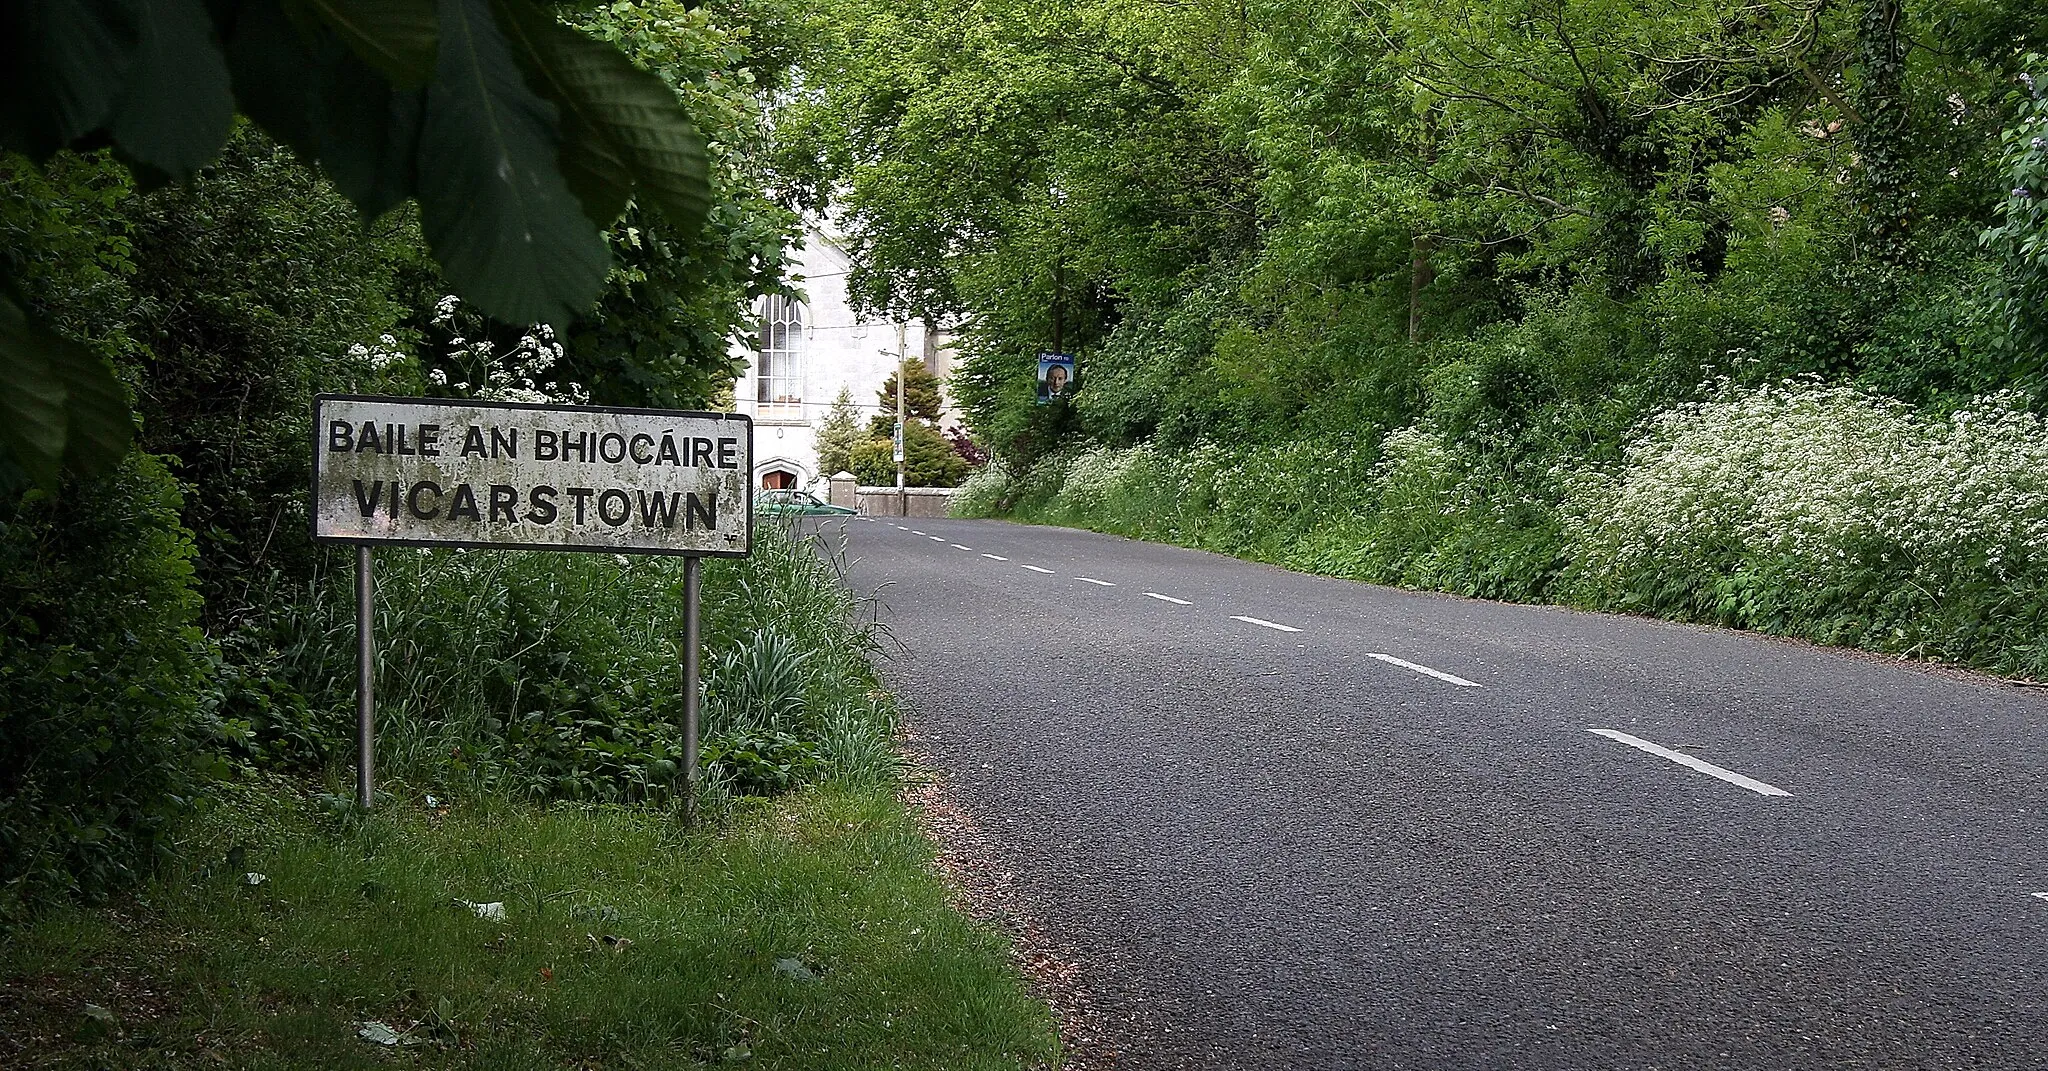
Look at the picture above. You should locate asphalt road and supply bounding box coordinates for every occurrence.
[828,515,2048,1070]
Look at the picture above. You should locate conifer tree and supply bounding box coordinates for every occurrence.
[816,387,864,476]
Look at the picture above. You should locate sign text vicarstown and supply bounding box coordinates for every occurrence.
[312,395,753,557]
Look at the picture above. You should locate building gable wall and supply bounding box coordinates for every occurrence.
[731,220,956,490]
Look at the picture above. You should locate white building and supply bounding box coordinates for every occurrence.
[730,221,955,492]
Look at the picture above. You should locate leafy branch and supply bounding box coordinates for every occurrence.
[0,0,713,490]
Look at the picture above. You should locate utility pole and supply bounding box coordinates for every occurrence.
[895,321,907,517]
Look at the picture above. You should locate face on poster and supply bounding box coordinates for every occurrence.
[1037,353,1076,403]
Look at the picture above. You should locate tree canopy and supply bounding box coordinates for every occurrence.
[0,0,719,490]
[779,0,2048,465]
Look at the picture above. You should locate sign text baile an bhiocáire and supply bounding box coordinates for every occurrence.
[312,395,752,557]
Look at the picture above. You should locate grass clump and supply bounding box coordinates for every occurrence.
[237,519,900,810]
[0,780,1059,1069]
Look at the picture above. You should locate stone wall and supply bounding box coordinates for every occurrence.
[854,486,955,518]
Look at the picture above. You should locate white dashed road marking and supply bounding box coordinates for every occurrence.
[952,544,973,551]
[1366,653,1480,688]
[1588,729,1792,798]
[1232,616,1301,633]
[1143,592,1191,605]
[982,554,1009,561]
[1022,565,1055,574]
[1075,577,1116,587]
[929,536,945,542]
[2034,892,2048,903]
[911,530,926,535]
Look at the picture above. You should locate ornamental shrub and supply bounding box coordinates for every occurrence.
[848,420,970,487]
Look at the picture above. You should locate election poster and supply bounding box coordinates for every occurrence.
[1036,352,1077,404]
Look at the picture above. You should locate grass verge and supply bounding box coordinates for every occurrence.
[954,413,2048,681]
[1,776,1060,1070]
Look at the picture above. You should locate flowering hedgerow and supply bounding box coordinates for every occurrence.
[1572,384,2048,580]
[971,380,2048,676]
[1566,381,2048,665]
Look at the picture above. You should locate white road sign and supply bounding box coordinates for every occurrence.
[312,395,752,557]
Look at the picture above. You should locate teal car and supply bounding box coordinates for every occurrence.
[755,489,856,517]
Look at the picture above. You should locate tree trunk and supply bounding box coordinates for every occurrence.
[1851,0,1911,264]
[1408,234,1436,344]
[1409,106,1440,343]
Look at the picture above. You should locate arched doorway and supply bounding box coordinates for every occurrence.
[762,470,796,490]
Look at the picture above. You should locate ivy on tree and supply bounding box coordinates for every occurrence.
[0,0,713,490]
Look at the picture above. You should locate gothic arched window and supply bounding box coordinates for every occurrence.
[757,295,805,409]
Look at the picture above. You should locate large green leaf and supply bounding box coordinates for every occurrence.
[416,0,609,326]
[0,293,71,491]
[492,0,711,234]
[293,0,438,88]
[228,3,426,223]
[53,337,137,479]
[0,0,143,161]
[0,280,134,491]
[221,0,322,157]
[107,0,235,180]
[313,49,427,220]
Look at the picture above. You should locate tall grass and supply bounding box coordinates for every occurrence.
[0,526,1058,1069]
[250,520,897,805]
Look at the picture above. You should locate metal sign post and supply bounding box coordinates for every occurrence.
[894,324,907,517]
[312,395,753,815]
[355,545,375,809]
[681,555,702,825]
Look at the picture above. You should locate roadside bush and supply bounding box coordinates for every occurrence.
[950,458,1015,517]
[849,420,970,487]
[0,456,214,916]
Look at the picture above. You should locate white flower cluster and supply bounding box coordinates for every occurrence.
[477,323,588,405]
[431,295,590,405]
[1374,424,1466,515]
[1057,443,1162,516]
[1201,440,1365,527]
[950,458,1014,516]
[343,333,410,370]
[1568,381,2048,588]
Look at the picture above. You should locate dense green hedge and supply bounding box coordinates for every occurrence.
[0,455,213,914]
